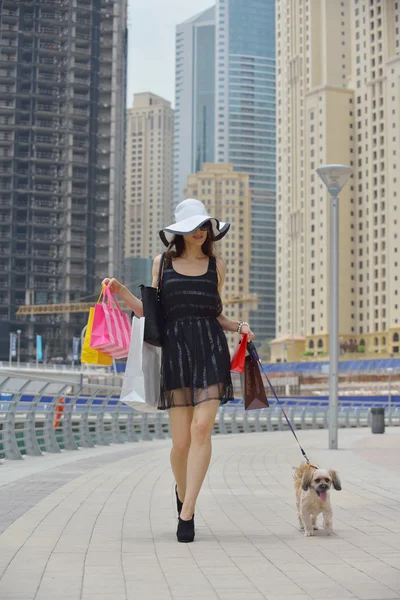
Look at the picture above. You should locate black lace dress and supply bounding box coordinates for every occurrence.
[158,256,234,409]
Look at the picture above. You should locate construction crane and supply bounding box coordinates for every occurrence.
[16,294,259,315]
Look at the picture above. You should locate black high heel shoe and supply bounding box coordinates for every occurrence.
[176,515,195,543]
[175,485,183,516]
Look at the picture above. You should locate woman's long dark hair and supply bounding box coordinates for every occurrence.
[165,222,215,266]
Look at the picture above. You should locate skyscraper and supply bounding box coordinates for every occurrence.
[215,0,276,344]
[125,93,174,262]
[0,0,127,360]
[184,163,252,350]
[174,1,276,344]
[174,6,216,207]
[276,0,400,359]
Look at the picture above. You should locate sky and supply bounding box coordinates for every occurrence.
[127,0,214,109]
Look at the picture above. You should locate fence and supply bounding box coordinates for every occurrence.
[1,373,399,461]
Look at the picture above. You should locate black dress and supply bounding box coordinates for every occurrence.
[158,255,234,409]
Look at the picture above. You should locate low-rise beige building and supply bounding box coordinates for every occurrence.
[275,0,400,362]
[125,93,174,267]
[185,163,252,350]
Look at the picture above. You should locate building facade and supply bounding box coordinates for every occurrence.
[276,0,400,360]
[174,0,276,345]
[174,6,216,207]
[215,0,276,345]
[184,163,252,350]
[0,0,127,360]
[125,93,174,265]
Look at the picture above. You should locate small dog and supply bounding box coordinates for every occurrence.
[293,463,341,536]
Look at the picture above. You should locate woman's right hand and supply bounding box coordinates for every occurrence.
[101,277,123,295]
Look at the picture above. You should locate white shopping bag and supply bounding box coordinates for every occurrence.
[120,317,161,413]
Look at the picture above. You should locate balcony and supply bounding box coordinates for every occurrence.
[40,11,63,21]
[0,24,18,33]
[32,199,62,210]
[33,233,62,243]
[33,265,60,275]
[71,188,87,196]
[71,202,87,213]
[74,61,90,71]
[37,87,60,98]
[0,68,15,79]
[36,119,55,128]
[71,233,85,243]
[39,41,63,52]
[74,92,89,101]
[41,0,69,6]
[75,16,91,25]
[74,46,90,56]
[0,100,15,109]
[39,56,58,66]
[73,139,88,148]
[0,54,17,64]
[36,151,63,161]
[39,26,61,35]
[37,103,60,113]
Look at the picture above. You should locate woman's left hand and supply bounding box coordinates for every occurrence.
[241,324,255,341]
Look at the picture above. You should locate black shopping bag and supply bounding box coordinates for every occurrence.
[244,354,269,410]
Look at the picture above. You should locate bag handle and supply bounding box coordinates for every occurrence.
[157,252,166,292]
[103,285,123,311]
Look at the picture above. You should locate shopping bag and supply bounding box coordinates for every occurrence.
[244,354,269,410]
[81,307,112,366]
[90,286,131,359]
[120,316,161,413]
[231,333,248,372]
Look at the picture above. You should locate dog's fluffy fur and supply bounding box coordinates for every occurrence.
[293,463,341,536]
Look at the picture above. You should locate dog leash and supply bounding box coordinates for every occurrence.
[247,342,315,467]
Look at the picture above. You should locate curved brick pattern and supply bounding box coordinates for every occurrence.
[0,429,399,600]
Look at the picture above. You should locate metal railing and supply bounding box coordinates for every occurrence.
[0,373,399,461]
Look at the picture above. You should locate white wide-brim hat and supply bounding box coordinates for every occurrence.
[159,198,230,247]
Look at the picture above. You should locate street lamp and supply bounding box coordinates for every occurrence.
[316,164,352,450]
[16,329,22,368]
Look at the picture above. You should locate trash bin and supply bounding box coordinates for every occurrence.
[371,407,385,434]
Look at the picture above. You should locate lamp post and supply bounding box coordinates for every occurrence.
[316,164,352,450]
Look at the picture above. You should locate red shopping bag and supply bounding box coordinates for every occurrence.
[231,333,248,372]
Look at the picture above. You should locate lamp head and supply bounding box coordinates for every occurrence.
[316,164,352,197]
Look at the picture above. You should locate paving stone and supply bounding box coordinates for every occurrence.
[0,429,399,599]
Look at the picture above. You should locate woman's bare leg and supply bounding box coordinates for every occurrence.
[168,403,194,503]
[180,398,219,520]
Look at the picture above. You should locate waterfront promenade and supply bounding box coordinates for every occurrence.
[0,428,399,600]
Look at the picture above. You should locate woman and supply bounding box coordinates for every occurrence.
[102,198,254,543]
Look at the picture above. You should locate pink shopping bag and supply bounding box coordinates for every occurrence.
[90,286,131,358]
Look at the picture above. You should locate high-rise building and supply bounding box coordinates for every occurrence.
[215,0,276,344]
[174,6,216,207]
[0,0,127,361]
[276,0,400,360]
[125,93,174,265]
[184,163,252,350]
[174,1,276,345]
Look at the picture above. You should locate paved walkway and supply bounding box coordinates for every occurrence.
[0,428,399,600]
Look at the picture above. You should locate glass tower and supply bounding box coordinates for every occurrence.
[215,0,276,343]
[174,7,216,206]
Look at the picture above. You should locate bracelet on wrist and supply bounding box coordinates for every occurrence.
[237,321,249,335]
